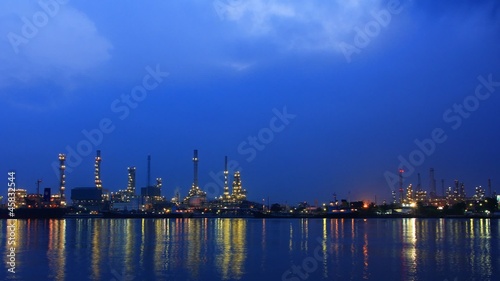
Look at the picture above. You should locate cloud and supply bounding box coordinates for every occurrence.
[221,0,295,34]
[223,61,254,71]
[220,0,391,52]
[0,1,112,108]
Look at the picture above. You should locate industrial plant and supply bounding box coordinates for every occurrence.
[1,148,254,218]
[1,149,499,219]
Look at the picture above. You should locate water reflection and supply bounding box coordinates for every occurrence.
[0,218,497,281]
[401,218,417,280]
[300,219,309,251]
[215,219,247,280]
[186,218,203,279]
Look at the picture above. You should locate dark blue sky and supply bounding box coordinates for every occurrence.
[1,0,500,204]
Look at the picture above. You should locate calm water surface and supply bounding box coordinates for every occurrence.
[1,218,499,281]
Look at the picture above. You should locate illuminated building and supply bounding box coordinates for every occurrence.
[15,189,27,208]
[95,150,102,190]
[473,186,485,200]
[58,153,66,206]
[404,184,414,205]
[415,190,427,202]
[109,166,141,210]
[111,167,137,203]
[445,180,467,205]
[111,167,139,206]
[460,182,466,199]
[231,171,247,203]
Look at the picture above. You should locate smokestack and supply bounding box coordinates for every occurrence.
[399,169,404,204]
[417,173,422,191]
[224,156,228,188]
[95,150,102,189]
[58,154,66,204]
[223,156,230,201]
[147,154,151,187]
[193,150,198,188]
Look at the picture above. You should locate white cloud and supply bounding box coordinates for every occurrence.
[222,0,295,35]
[0,1,112,107]
[220,0,395,52]
[225,61,254,71]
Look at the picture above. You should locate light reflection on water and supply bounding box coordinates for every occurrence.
[1,218,499,281]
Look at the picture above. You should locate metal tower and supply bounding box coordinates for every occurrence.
[193,150,198,189]
[399,169,404,204]
[127,166,136,195]
[222,156,231,202]
[95,150,102,189]
[59,153,66,205]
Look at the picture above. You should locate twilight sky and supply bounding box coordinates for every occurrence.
[1,0,500,204]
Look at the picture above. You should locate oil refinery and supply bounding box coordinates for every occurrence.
[1,149,499,219]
